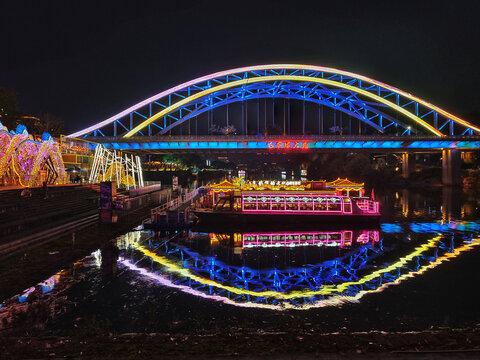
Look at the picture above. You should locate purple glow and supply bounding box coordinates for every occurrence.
[242,230,379,248]
[239,193,379,214]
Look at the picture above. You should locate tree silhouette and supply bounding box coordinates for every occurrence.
[0,87,21,129]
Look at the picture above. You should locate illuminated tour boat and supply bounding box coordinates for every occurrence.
[193,178,380,224]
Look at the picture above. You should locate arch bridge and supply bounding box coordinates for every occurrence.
[67,64,480,185]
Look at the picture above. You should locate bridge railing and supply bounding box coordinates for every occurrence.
[86,134,480,142]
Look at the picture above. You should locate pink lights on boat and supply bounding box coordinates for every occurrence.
[242,193,351,213]
[356,199,380,214]
[242,230,379,248]
[239,193,379,214]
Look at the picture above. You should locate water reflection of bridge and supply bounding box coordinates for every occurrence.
[398,187,467,221]
[119,224,479,310]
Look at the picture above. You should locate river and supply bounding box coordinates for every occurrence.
[2,186,480,336]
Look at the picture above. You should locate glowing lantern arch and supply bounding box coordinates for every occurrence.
[0,122,66,186]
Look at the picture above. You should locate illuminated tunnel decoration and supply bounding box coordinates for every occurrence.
[0,129,28,176]
[0,125,66,186]
[122,235,480,309]
[68,64,480,139]
[12,138,67,187]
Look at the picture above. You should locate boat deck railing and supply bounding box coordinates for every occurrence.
[355,199,380,214]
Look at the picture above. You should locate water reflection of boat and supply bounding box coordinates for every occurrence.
[193,178,380,225]
[208,229,379,249]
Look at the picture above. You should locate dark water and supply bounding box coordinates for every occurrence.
[2,187,480,335]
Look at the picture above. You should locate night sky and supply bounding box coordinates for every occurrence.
[1,0,479,133]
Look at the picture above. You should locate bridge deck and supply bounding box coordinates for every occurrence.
[80,135,480,153]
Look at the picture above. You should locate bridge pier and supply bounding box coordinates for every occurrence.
[442,149,461,186]
[401,153,416,178]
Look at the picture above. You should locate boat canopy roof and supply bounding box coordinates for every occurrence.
[209,178,364,193]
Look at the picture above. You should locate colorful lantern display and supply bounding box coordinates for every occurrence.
[0,123,66,186]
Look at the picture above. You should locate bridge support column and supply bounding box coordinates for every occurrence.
[442,149,461,186]
[401,153,416,178]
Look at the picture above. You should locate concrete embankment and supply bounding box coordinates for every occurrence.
[0,185,172,301]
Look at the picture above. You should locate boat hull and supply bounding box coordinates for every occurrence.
[193,209,380,227]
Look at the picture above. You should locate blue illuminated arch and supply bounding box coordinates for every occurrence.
[68,64,480,138]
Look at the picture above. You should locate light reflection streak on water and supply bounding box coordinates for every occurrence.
[121,229,480,309]
[3,221,480,311]
[1,231,148,308]
[381,221,480,234]
[122,236,480,310]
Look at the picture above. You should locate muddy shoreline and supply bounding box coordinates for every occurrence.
[2,328,480,359]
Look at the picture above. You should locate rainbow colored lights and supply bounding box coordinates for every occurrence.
[0,125,66,186]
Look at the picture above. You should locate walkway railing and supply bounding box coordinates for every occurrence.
[151,188,199,218]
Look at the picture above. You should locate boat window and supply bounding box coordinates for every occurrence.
[315,233,327,240]
[299,196,313,211]
[286,196,298,211]
[258,235,269,242]
[328,197,341,211]
[285,234,296,242]
[271,196,285,210]
[329,233,342,241]
[314,197,327,211]
[258,196,270,210]
[243,195,257,210]
[272,235,284,242]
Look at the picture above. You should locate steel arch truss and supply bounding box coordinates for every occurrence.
[69,65,480,139]
[156,82,412,136]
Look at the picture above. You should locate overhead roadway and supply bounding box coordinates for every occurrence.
[82,135,480,155]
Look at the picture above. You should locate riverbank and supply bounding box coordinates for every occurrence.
[2,328,480,359]
[0,205,151,302]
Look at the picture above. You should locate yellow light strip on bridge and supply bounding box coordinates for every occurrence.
[134,234,469,300]
[124,75,444,138]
